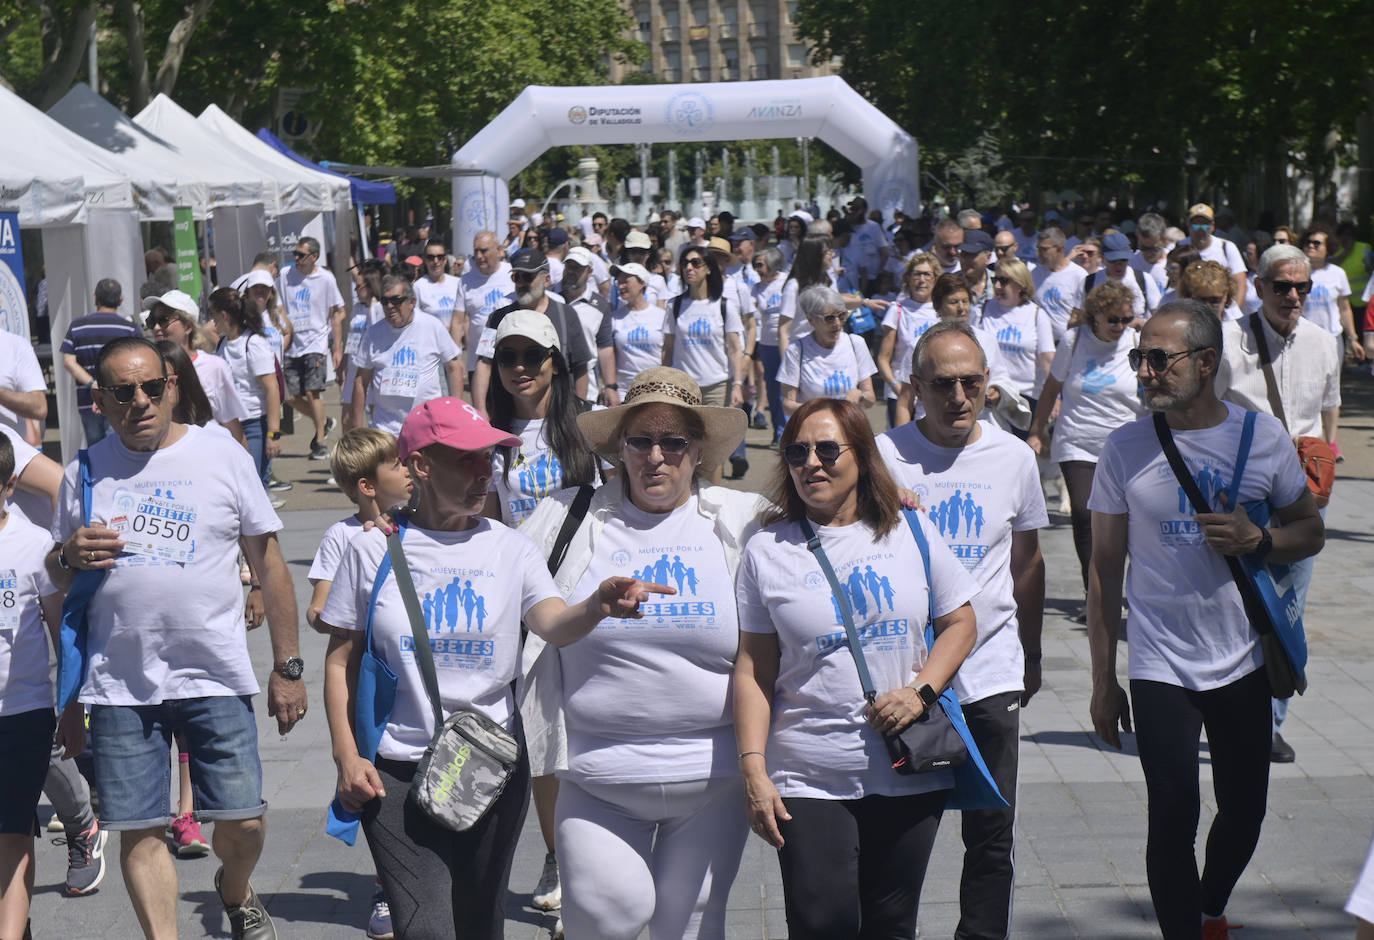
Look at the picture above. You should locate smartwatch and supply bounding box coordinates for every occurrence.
[1252,526,1273,562]
[603,383,619,391]
[275,657,305,680]
[55,541,72,571]
[913,683,939,709]
[267,430,282,441]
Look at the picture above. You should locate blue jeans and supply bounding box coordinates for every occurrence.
[756,343,785,443]
[80,409,110,446]
[1272,504,1323,734]
[242,414,269,486]
[89,695,265,830]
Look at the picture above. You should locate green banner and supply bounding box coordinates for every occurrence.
[173,207,202,299]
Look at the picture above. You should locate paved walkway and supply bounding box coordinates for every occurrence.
[26,377,1374,938]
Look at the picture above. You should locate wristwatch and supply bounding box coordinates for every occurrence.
[55,540,72,571]
[275,657,305,680]
[267,430,282,441]
[1252,526,1273,561]
[912,683,939,709]
[603,383,619,391]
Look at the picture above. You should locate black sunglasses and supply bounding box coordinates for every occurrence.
[99,377,170,404]
[925,375,985,394]
[512,271,542,283]
[991,276,1011,287]
[495,346,553,370]
[683,256,706,270]
[812,311,846,324]
[1128,347,1205,372]
[425,253,447,261]
[783,440,852,467]
[1101,316,1134,326]
[293,250,312,259]
[1267,279,1313,296]
[380,294,408,307]
[623,435,692,456]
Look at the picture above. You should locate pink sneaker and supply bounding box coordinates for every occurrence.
[171,813,210,858]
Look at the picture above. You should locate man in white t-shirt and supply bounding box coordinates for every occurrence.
[1033,227,1088,344]
[352,275,464,434]
[278,236,346,459]
[877,320,1047,940]
[1087,301,1323,938]
[0,329,48,445]
[993,229,1034,275]
[844,196,891,291]
[1131,212,1170,291]
[47,335,306,940]
[412,237,461,328]
[1180,204,1248,307]
[451,230,515,379]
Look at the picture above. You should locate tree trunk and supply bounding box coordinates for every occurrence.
[33,3,98,110]
[1358,78,1374,236]
[153,0,215,98]
[119,0,151,112]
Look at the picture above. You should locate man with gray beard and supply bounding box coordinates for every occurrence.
[470,249,592,418]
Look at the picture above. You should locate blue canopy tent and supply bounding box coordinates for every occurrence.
[255,128,396,205]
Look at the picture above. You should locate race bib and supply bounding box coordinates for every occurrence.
[0,569,18,640]
[345,329,364,356]
[109,487,198,563]
[378,348,421,397]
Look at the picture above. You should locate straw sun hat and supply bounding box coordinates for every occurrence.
[577,367,747,471]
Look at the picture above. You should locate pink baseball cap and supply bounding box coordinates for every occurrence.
[398,398,519,460]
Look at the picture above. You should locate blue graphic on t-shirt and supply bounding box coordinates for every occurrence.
[831,564,897,622]
[638,553,700,595]
[481,287,505,313]
[686,317,714,344]
[1178,466,1227,514]
[1080,359,1117,394]
[930,489,986,539]
[1309,284,1331,306]
[822,371,854,397]
[437,295,455,311]
[516,452,561,499]
[996,325,1023,356]
[626,325,655,350]
[293,285,312,306]
[391,346,417,366]
[423,577,490,633]
[1040,286,1062,310]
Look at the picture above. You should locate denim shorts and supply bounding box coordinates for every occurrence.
[0,708,56,834]
[284,352,326,396]
[89,695,266,831]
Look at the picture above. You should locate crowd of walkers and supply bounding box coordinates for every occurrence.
[4,192,1374,940]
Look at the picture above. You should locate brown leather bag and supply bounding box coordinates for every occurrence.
[1249,313,1335,508]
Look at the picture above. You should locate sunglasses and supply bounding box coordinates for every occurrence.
[683,256,706,269]
[99,377,171,404]
[752,261,768,270]
[1101,316,1134,326]
[812,311,846,324]
[1189,222,1211,231]
[293,250,312,259]
[380,294,408,307]
[1267,279,1313,296]
[1300,239,1325,249]
[1128,347,1204,372]
[623,435,692,456]
[425,253,447,261]
[925,375,985,394]
[783,440,852,467]
[512,271,541,283]
[991,276,1011,287]
[495,346,553,370]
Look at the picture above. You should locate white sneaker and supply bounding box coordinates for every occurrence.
[46,815,65,832]
[532,852,561,910]
[552,916,563,938]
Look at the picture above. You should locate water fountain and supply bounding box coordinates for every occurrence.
[741,148,759,221]
[693,150,704,217]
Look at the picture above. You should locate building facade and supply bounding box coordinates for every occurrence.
[608,0,837,84]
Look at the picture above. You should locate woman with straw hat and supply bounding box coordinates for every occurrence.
[519,366,769,940]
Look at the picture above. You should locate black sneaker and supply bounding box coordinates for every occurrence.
[1270,732,1296,763]
[60,819,107,895]
[266,476,293,492]
[729,456,749,479]
[308,441,330,461]
[216,866,278,940]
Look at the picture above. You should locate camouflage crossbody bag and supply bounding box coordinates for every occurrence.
[385,526,520,832]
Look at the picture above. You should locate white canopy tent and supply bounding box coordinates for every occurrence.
[134,95,271,282]
[450,77,920,252]
[0,83,145,463]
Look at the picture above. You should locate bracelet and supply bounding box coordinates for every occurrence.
[249,582,262,589]
[737,750,766,761]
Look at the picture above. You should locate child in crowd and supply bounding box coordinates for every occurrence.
[306,427,412,940]
[0,435,85,938]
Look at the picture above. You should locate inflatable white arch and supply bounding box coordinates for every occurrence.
[450,76,919,252]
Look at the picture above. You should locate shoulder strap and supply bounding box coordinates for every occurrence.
[78,449,94,526]
[547,485,594,576]
[901,509,939,650]
[672,293,685,320]
[384,522,445,729]
[799,517,877,701]
[1084,271,1099,293]
[720,296,728,331]
[1134,267,1146,295]
[1247,312,1288,430]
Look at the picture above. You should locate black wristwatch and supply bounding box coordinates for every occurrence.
[275,657,305,680]
[912,683,939,709]
[603,383,619,391]
[267,430,282,441]
[1252,526,1273,562]
[55,541,72,571]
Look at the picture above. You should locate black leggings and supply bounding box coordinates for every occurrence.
[1060,460,1097,592]
[1131,669,1272,939]
[777,790,946,939]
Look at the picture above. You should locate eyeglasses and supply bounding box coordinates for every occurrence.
[1194,296,1226,307]
[425,253,447,261]
[991,276,1011,287]
[783,440,852,467]
[512,271,541,283]
[683,256,706,269]
[99,377,170,404]
[1128,347,1205,372]
[811,311,846,324]
[623,435,692,456]
[1300,239,1325,249]
[925,375,985,394]
[909,270,935,280]
[995,244,1016,253]
[752,261,768,270]
[293,250,312,259]
[495,346,553,370]
[1267,279,1313,296]
[380,294,408,307]
[1189,222,1211,231]
[1139,243,1164,254]
[1101,316,1134,326]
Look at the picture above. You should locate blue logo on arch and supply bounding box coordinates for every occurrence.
[665,92,715,136]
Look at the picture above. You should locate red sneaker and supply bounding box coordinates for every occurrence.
[1202,915,1244,939]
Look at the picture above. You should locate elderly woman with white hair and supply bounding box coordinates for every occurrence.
[778,285,877,416]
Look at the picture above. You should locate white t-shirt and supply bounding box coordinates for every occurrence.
[0,331,46,438]
[50,424,282,705]
[1032,263,1087,344]
[1181,235,1247,277]
[1013,229,1039,262]
[457,264,515,370]
[881,298,937,384]
[191,350,248,425]
[321,520,560,761]
[356,315,461,434]
[1130,253,1169,291]
[342,300,383,406]
[977,300,1055,397]
[217,332,277,420]
[1087,404,1307,690]
[0,513,60,716]
[608,303,669,388]
[412,273,461,327]
[752,278,787,347]
[777,333,877,403]
[279,266,345,357]
[1048,328,1145,463]
[779,279,819,342]
[877,423,1048,703]
[561,494,738,783]
[1304,263,1351,335]
[1346,833,1374,923]
[736,514,978,799]
[308,515,364,583]
[489,417,601,527]
[664,295,744,387]
[848,219,887,282]
[724,270,755,319]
